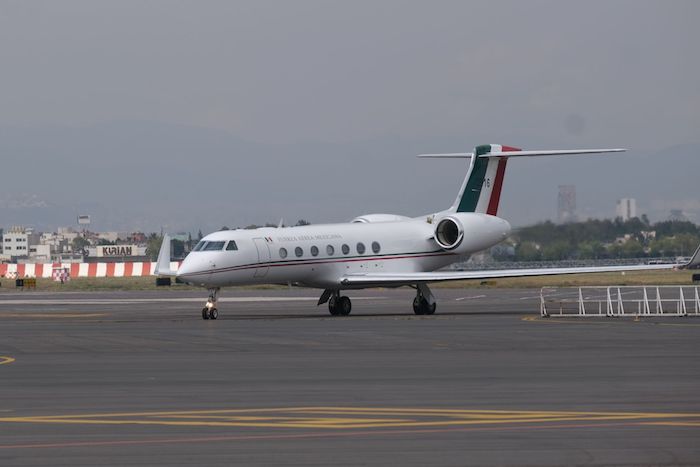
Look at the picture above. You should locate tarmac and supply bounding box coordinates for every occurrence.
[0,287,699,466]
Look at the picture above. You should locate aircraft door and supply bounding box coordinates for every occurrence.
[252,238,271,278]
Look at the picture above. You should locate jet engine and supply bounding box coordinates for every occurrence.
[434,216,464,250]
[433,213,511,253]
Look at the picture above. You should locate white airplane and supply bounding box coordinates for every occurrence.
[156,144,700,319]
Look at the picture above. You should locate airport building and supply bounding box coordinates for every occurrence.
[2,226,31,260]
[0,224,155,264]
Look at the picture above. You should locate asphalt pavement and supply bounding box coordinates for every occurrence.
[0,287,698,466]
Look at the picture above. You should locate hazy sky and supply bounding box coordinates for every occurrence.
[0,1,698,232]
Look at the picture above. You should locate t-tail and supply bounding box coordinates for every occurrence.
[418,145,626,216]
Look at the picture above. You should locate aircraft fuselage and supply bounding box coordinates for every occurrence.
[177,213,511,289]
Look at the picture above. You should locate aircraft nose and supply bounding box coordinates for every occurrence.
[176,256,202,281]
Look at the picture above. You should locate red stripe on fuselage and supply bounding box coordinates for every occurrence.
[184,251,456,277]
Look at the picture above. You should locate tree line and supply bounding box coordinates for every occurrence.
[501,218,699,262]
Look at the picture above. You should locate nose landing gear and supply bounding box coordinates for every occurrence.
[201,287,220,320]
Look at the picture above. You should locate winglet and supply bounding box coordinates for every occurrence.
[681,243,700,270]
[154,234,177,276]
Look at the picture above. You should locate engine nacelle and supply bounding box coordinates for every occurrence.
[434,216,464,250]
[433,213,511,253]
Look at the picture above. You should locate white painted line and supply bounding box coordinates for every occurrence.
[455,295,486,301]
[0,297,384,305]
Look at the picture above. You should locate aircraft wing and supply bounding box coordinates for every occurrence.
[339,261,693,288]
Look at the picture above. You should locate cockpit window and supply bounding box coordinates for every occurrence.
[193,241,206,251]
[202,241,225,251]
[226,241,238,251]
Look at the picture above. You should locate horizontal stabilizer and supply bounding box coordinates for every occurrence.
[417,153,473,159]
[480,148,626,158]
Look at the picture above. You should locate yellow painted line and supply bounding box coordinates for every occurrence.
[0,356,15,365]
[287,407,700,418]
[521,315,612,325]
[523,315,700,327]
[641,421,700,427]
[2,407,699,430]
[0,313,107,319]
[657,322,700,328]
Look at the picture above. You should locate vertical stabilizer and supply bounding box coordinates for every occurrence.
[451,144,520,215]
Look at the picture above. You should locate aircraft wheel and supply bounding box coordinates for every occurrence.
[328,297,341,316]
[209,308,218,320]
[202,307,210,320]
[338,296,352,316]
[413,296,424,315]
[413,297,435,315]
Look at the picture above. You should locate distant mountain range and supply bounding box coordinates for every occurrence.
[0,121,697,233]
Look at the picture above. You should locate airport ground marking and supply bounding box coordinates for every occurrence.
[1,407,699,430]
[0,421,688,451]
[521,315,700,326]
[0,312,107,319]
[0,356,15,365]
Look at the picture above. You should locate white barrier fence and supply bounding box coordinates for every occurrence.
[540,286,700,318]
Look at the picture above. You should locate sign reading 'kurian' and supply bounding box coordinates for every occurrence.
[92,245,146,257]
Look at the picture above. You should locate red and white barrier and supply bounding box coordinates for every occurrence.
[0,262,181,279]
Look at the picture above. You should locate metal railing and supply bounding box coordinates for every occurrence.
[540,286,700,318]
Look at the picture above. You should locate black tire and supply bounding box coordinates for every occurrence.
[338,296,352,316]
[413,297,435,315]
[209,308,218,320]
[413,296,424,315]
[202,307,209,320]
[328,298,340,316]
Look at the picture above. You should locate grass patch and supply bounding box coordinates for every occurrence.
[432,269,695,289]
[0,269,695,293]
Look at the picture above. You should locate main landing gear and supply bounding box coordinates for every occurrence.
[201,287,220,320]
[413,283,436,315]
[329,292,352,316]
[318,284,438,316]
[318,289,352,316]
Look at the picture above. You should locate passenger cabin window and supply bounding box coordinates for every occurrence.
[310,245,319,256]
[326,245,335,256]
[295,247,303,257]
[202,241,225,251]
[226,241,238,251]
[356,242,366,254]
[279,248,288,259]
[341,244,350,255]
[372,241,381,254]
[193,241,206,251]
